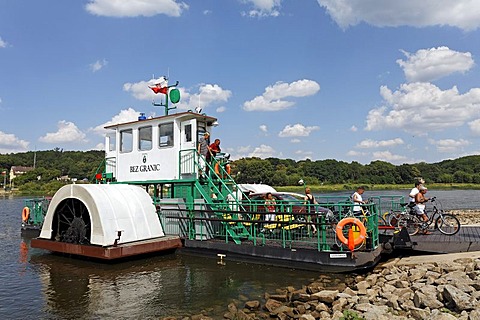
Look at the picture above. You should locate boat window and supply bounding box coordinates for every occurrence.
[184,124,192,142]
[120,129,133,153]
[138,126,152,151]
[107,133,116,152]
[159,122,174,147]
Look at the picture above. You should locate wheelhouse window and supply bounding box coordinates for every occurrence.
[184,124,192,142]
[138,126,152,151]
[107,133,116,152]
[159,122,174,147]
[120,129,133,153]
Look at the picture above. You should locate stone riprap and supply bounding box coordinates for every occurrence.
[449,210,480,226]
[169,252,480,320]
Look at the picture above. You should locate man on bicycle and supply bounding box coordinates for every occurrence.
[414,185,430,234]
[408,179,424,207]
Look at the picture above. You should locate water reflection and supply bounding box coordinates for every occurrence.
[29,252,320,319]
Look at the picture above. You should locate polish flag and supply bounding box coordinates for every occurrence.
[148,76,169,95]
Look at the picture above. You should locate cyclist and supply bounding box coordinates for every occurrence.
[408,180,424,207]
[414,185,431,234]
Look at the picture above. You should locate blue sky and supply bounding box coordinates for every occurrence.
[1,0,480,165]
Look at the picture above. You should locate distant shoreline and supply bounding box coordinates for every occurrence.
[276,183,480,193]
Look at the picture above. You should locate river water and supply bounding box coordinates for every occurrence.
[0,196,323,320]
[0,190,477,319]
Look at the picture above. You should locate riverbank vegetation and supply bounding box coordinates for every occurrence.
[1,150,479,195]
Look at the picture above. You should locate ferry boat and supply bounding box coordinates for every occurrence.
[21,197,51,236]
[31,80,399,271]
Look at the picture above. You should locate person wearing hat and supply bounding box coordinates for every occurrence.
[414,185,430,234]
[198,132,211,176]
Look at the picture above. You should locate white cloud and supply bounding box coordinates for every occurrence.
[259,125,268,133]
[429,138,470,153]
[86,0,188,17]
[294,149,313,159]
[91,108,141,135]
[123,79,158,100]
[372,151,407,162]
[278,123,319,137]
[90,59,108,72]
[347,150,366,157]
[39,121,87,143]
[249,144,276,158]
[0,37,7,48]
[93,142,104,150]
[317,0,480,31]
[290,139,301,143]
[175,84,232,112]
[216,106,226,113]
[242,0,281,17]
[243,79,320,111]
[468,119,480,135]
[356,138,404,149]
[0,131,29,153]
[397,47,474,82]
[366,83,480,134]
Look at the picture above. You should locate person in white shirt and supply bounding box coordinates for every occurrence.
[408,181,423,206]
[352,186,365,214]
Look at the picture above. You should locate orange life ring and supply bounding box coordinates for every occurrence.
[22,207,30,222]
[336,217,366,246]
[214,163,231,176]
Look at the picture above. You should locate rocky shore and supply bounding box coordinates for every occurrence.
[449,210,480,226]
[167,252,480,320]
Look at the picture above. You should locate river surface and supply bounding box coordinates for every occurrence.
[0,190,477,319]
[1,196,323,320]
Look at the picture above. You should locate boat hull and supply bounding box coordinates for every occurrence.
[31,236,182,260]
[182,239,383,272]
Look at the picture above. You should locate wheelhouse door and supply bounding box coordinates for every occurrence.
[180,119,197,177]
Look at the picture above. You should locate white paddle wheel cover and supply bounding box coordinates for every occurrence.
[39,184,164,246]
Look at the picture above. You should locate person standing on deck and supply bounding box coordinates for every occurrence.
[351,186,366,215]
[304,187,317,234]
[264,192,276,222]
[197,132,210,176]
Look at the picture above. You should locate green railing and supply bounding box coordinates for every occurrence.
[157,199,381,252]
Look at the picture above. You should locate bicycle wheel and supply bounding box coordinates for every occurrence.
[397,216,420,236]
[436,214,460,235]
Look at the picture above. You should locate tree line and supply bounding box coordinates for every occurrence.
[1,150,479,193]
[232,155,480,186]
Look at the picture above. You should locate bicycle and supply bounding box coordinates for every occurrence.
[396,197,461,236]
[383,202,415,227]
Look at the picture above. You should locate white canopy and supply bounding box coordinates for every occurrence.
[39,184,164,246]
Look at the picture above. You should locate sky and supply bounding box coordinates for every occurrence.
[1,0,480,165]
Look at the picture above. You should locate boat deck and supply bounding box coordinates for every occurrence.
[410,225,480,253]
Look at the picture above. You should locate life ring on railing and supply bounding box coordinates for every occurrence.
[335,217,366,246]
[21,207,30,222]
[214,163,231,177]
